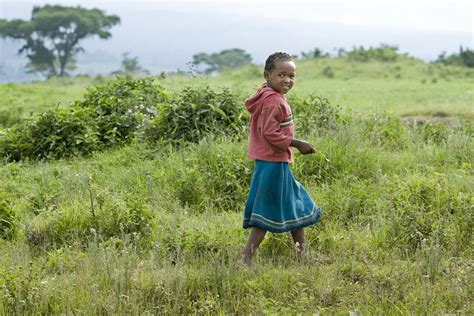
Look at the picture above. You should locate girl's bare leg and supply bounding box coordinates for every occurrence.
[291,228,305,254]
[240,227,267,266]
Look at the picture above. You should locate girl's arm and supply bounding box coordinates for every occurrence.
[290,139,315,154]
[261,99,293,151]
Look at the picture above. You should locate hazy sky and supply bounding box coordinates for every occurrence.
[1,0,472,33]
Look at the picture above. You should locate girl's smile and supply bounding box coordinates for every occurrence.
[264,60,296,94]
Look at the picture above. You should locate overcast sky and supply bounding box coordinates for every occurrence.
[1,0,472,33]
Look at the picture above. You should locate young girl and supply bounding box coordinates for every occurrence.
[240,52,322,266]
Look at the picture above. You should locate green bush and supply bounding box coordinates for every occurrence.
[73,76,168,145]
[0,79,249,161]
[0,107,100,160]
[0,77,168,161]
[290,95,344,135]
[25,108,98,160]
[0,262,47,313]
[146,86,247,143]
[0,124,33,161]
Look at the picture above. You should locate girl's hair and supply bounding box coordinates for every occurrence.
[264,52,293,72]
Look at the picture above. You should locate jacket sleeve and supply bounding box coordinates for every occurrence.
[260,96,292,151]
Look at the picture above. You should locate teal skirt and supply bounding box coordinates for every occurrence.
[243,160,322,233]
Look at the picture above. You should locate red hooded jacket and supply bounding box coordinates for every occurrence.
[245,84,294,163]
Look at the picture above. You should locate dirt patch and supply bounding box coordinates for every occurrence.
[432,111,449,118]
[401,115,461,128]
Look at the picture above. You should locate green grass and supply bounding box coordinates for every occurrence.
[214,59,474,118]
[0,58,473,314]
[1,58,472,127]
[0,77,91,128]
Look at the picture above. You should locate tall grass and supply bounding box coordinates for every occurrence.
[0,62,473,313]
[1,111,473,313]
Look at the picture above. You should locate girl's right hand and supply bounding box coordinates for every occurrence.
[291,139,316,154]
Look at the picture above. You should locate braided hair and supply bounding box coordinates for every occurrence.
[264,52,293,72]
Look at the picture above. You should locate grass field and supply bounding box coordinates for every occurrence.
[0,58,473,314]
[1,58,472,125]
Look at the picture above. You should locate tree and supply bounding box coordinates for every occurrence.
[437,46,474,68]
[459,46,474,68]
[110,52,147,76]
[192,48,252,74]
[300,48,329,60]
[121,52,143,74]
[0,5,120,77]
[345,44,400,62]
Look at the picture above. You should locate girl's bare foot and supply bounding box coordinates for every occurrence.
[235,255,252,268]
[237,227,266,268]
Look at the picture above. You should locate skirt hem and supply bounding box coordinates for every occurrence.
[243,207,322,233]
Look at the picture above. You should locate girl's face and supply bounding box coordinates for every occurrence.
[264,60,296,94]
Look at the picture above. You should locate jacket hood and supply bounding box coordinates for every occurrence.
[245,84,279,114]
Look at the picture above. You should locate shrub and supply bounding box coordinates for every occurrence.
[290,95,344,135]
[146,86,247,143]
[0,77,168,161]
[0,107,99,160]
[0,124,33,161]
[73,76,168,145]
[300,47,330,60]
[26,108,98,159]
[0,79,248,161]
